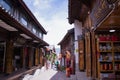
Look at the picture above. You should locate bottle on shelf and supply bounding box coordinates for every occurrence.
[104,64,107,70]
[109,63,112,70]
[106,43,112,51]
[106,34,111,41]
[99,44,103,51]
[118,54,120,60]
[114,53,118,60]
[103,46,107,51]
[100,64,103,71]
[115,64,119,70]
[119,63,120,70]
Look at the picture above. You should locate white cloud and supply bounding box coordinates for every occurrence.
[34,10,73,47]
[24,0,74,48]
[33,0,40,6]
[33,0,54,10]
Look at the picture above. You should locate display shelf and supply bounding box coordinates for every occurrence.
[113,41,120,43]
[115,60,120,62]
[99,51,112,53]
[99,41,112,43]
[97,39,120,79]
[100,70,113,73]
[96,34,120,80]
[99,61,112,63]
[114,51,120,53]
[115,70,120,72]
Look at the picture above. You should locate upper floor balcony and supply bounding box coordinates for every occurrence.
[0,0,46,40]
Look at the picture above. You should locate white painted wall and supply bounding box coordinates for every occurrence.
[74,20,82,64]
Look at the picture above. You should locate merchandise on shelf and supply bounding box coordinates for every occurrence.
[100,63,113,71]
[99,44,112,52]
[98,34,119,41]
[97,33,120,80]
[111,35,118,41]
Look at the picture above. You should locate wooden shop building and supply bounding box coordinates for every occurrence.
[68,0,120,79]
[58,28,75,67]
[0,0,49,75]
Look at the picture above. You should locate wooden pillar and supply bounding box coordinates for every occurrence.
[40,48,43,65]
[35,48,39,66]
[20,47,23,68]
[23,47,29,68]
[85,32,91,77]
[38,48,40,64]
[84,13,92,77]
[21,47,25,68]
[5,40,14,74]
[78,39,85,71]
[91,31,97,79]
[28,47,32,68]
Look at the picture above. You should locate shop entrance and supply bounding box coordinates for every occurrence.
[0,42,5,73]
[94,5,120,79]
[33,48,36,66]
[13,47,22,71]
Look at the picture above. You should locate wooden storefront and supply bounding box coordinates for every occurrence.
[58,28,75,67]
[90,0,120,79]
[68,0,120,79]
[0,0,49,75]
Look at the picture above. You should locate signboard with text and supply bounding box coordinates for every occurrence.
[90,0,112,28]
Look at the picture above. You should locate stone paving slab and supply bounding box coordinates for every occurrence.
[21,65,90,80]
[76,71,90,80]
[50,71,90,80]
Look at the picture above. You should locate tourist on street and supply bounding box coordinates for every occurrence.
[65,50,71,77]
[58,53,62,68]
[51,50,57,68]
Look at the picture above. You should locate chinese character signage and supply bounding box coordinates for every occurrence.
[90,0,112,28]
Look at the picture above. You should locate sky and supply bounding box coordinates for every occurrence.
[23,0,73,48]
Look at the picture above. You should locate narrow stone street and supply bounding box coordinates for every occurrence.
[22,66,90,80]
[50,64,90,80]
[50,70,90,80]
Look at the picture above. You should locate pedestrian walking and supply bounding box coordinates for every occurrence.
[65,50,71,77]
[56,60,59,70]
[58,53,62,67]
[50,50,57,68]
[71,54,75,74]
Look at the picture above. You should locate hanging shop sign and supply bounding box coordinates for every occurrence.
[90,0,112,28]
[16,37,26,44]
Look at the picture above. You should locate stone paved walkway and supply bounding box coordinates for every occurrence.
[22,68,90,80]
[22,64,91,80]
[50,71,90,80]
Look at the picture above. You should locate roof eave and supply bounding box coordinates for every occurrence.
[18,0,47,34]
[58,28,74,45]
